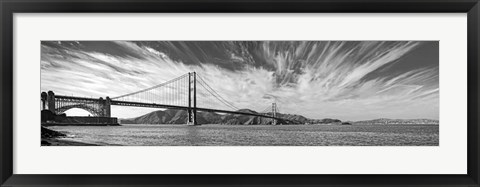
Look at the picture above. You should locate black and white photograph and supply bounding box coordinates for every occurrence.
[40,41,439,146]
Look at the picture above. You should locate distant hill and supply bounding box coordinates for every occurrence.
[120,109,224,125]
[120,109,342,125]
[352,118,439,125]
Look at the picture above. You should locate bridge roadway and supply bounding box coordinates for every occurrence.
[112,100,286,121]
[55,95,287,121]
[55,95,104,102]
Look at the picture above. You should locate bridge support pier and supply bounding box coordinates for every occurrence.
[187,109,197,125]
[272,102,277,125]
[42,91,111,117]
[41,92,48,110]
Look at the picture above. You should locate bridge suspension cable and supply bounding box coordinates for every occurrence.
[111,73,189,100]
[110,73,190,107]
[195,74,240,111]
[260,105,271,114]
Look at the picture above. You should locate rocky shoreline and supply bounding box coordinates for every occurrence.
[41,126,98,146]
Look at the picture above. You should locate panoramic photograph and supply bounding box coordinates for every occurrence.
[40,41,439,146]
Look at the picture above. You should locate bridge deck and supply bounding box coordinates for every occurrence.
[55,95,104,102]
[111,100,284,120]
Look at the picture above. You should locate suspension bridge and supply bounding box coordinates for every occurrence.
[41,72,289,125]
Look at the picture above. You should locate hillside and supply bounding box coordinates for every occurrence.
[352,118,439,125]
[120,109,342,125]
[120,109,224,124]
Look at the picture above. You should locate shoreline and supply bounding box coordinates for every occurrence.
[41,137,99,146]
[42,123,121,127]
[119,123,439,126]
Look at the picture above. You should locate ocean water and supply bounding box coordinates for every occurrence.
[48,124,439,146]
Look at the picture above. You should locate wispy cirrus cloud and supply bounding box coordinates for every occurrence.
[41,41,439,120]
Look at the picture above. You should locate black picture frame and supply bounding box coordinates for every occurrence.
[1,0,479,186]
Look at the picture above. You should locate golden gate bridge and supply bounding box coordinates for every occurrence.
[41,72,289,125]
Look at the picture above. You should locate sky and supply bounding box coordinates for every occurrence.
[41,41,439,121]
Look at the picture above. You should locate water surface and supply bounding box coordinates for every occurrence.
[49,124,439,146]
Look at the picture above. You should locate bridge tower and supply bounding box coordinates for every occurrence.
[272,102,277,125]
[187,72,198,125]
[47,91,56,113]
[104,96,111,117]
